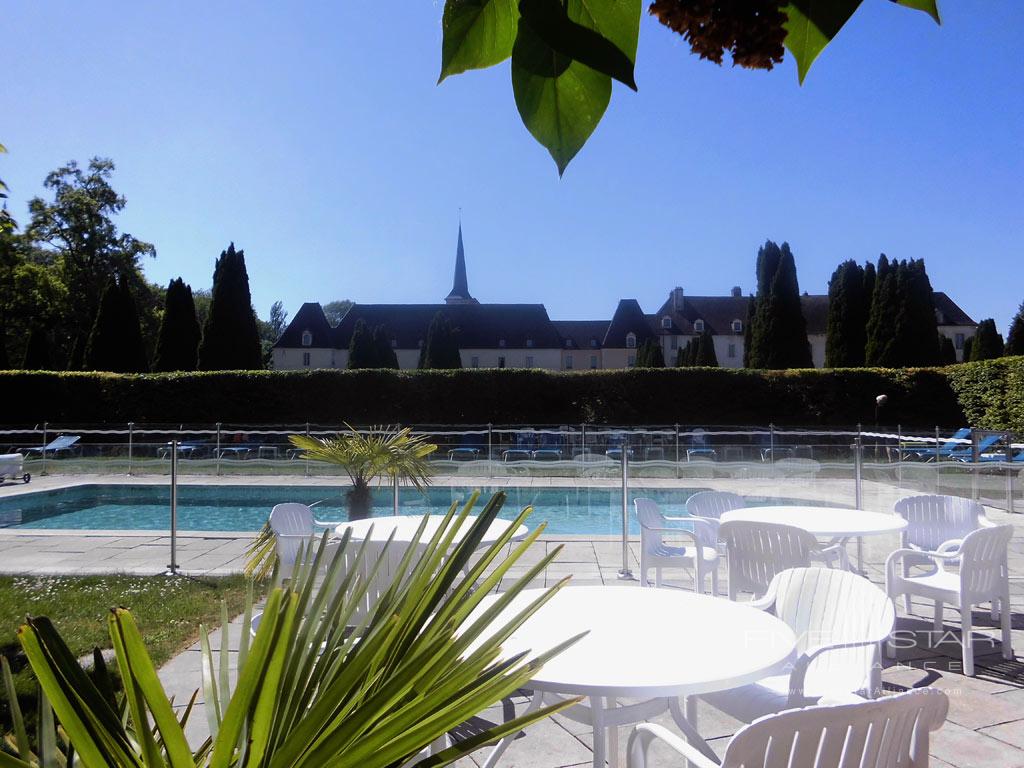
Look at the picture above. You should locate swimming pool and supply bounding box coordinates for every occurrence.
[0,484,836,535]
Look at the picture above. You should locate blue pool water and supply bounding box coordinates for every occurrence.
[0,484,836,535]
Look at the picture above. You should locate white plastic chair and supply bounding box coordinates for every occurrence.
[718,520,823,600]
[684,490,745,534]
[700,567,895,724]
[634,498,719,594]
[268,502,339,578]
[628,688,948,768]
[886,524,1013,676]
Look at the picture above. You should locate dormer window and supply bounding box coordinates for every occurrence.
[301,330,313,347]
[526,338,534,348]
[418,339,424,348]
[693,320,705,333]
[590,338,599,348]
[565,339,574,348]
[499,338,506,348]
[625,333,637,349]
[390,338,398,348]
[732,319,742,333]
[661,316,672,329]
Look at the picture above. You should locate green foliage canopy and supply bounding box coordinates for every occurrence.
[153,277,202,372]
[969,318,1005,361]
[197,243,262,371]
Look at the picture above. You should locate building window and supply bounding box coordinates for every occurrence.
[471,356,479,368]
[627,354,636,367]
[661,316,672,329]
[590,338,599,348]
[499,338,506,348]
[302,352,310,367]
[525,356,534,368]
[565,355,573,370]
[590,355,598,369]
[565,339,573,348]
[728,343,736,359]
[693,319,705,333]
[626,333,636,349]
[418,339,424,348]
[732,319,742,333]
[526,338,534,348]
[954,333,964,350]
[497,356,506,368]
[301,330,313,347]
[671,337,678,350]
[390,338,398,348]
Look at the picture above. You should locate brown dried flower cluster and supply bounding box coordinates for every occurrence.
[649,0,788,71]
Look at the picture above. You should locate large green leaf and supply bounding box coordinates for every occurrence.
[439,0,520,82]
[782,0,863,84]
[511,0,639,174]
[519,0,636,90]
[892,0,941,24]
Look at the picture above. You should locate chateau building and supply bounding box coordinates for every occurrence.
[273,227,978,371]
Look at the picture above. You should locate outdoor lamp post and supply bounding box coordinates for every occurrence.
[875,394,889,459]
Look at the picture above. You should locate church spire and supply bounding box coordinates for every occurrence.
[445,221,478,304]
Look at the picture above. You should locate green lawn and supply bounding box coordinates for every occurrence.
[0,573,254,732]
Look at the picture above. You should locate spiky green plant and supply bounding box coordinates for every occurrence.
[291,425,437,519]
[2,492,579,767]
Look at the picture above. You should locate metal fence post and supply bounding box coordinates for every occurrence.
[215,422,222,476]
[487,423,493,472]
[934,425,941,493]
[769,423,775,464]
[581,422,586,458]
[1006,430,1015,515]
[618,446,634,580]
[393,471,400,516]
[41,421,48,476]
[166,440,180,575]
[854,432,863,511]
[896,424,902,488]
[304,422,311,477]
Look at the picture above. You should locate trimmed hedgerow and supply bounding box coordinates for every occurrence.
[946,356,1024,432]
[0,364,993,428]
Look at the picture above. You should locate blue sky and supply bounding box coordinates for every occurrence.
[4,2,1022,333]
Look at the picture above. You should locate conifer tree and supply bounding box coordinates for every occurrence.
[347,319,376,368]
[937,335,957,365]
[422,312,462,369]
[865,254,899,366]
[694,330,719,366]
[748,241,812,368]
[962,335,973,363]
[372,325,399,369]
[824,260,867,367]
[153,277,201,372]
[85,275,149,372]
[636,339,665,368]
[1006,302,1024,356]
[22,326,52,369]
[197,243,262,370]
[969,319,1004,361]
[742,295,754,367]
[894,259,940,366]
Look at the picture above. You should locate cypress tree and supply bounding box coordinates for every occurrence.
[694,330,719,366]
[372,325,399,369]
[969,319,1004,361]
[153,277,201,372]
[962,335,973,362]
[422,312,462,369]
[0,322,7,369]
[824,260,867,367]
[937,335,957,365]
[748,241,812,369]
[22,326,52,369]
[1005,302,1024,356]
[742,295,754,367]
[896,259,940,366]
[865,254,899,366]
[347,319,376,368]
[637,339,665,368]
[197,243,262,370]
[85,274,149,372]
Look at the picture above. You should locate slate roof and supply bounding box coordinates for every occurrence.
[933,292,977,326]
[604,300,657,347]
[275,302,335,348]
[552,320,609,350]
[327,304,564,349]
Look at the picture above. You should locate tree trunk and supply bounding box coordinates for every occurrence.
[346,479,373,520]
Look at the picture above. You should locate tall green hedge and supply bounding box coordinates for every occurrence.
[3,360,1019,428]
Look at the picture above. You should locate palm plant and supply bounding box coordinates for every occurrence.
[291,425,437,519]
[2,492,579,767]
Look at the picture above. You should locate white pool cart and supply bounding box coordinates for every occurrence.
[0,453,30,484]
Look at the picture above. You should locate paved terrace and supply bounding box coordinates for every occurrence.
[1,475,1023,767]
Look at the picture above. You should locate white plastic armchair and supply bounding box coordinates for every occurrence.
[634,498,720,594]
[718,520,822,600]
[700,567,895,724]
[684,490,744,545]
[628,687,948,768]
[268,502,341,578]
[886,524,1013,676]
[894,493,988,566]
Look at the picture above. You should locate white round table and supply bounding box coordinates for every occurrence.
[720,505,907,572]
[335,514,528,545]
[473,586,796,768]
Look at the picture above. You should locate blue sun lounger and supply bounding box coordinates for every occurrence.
[23,435,81,457]
[901,427,971,461]
[949,434,1004,462]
